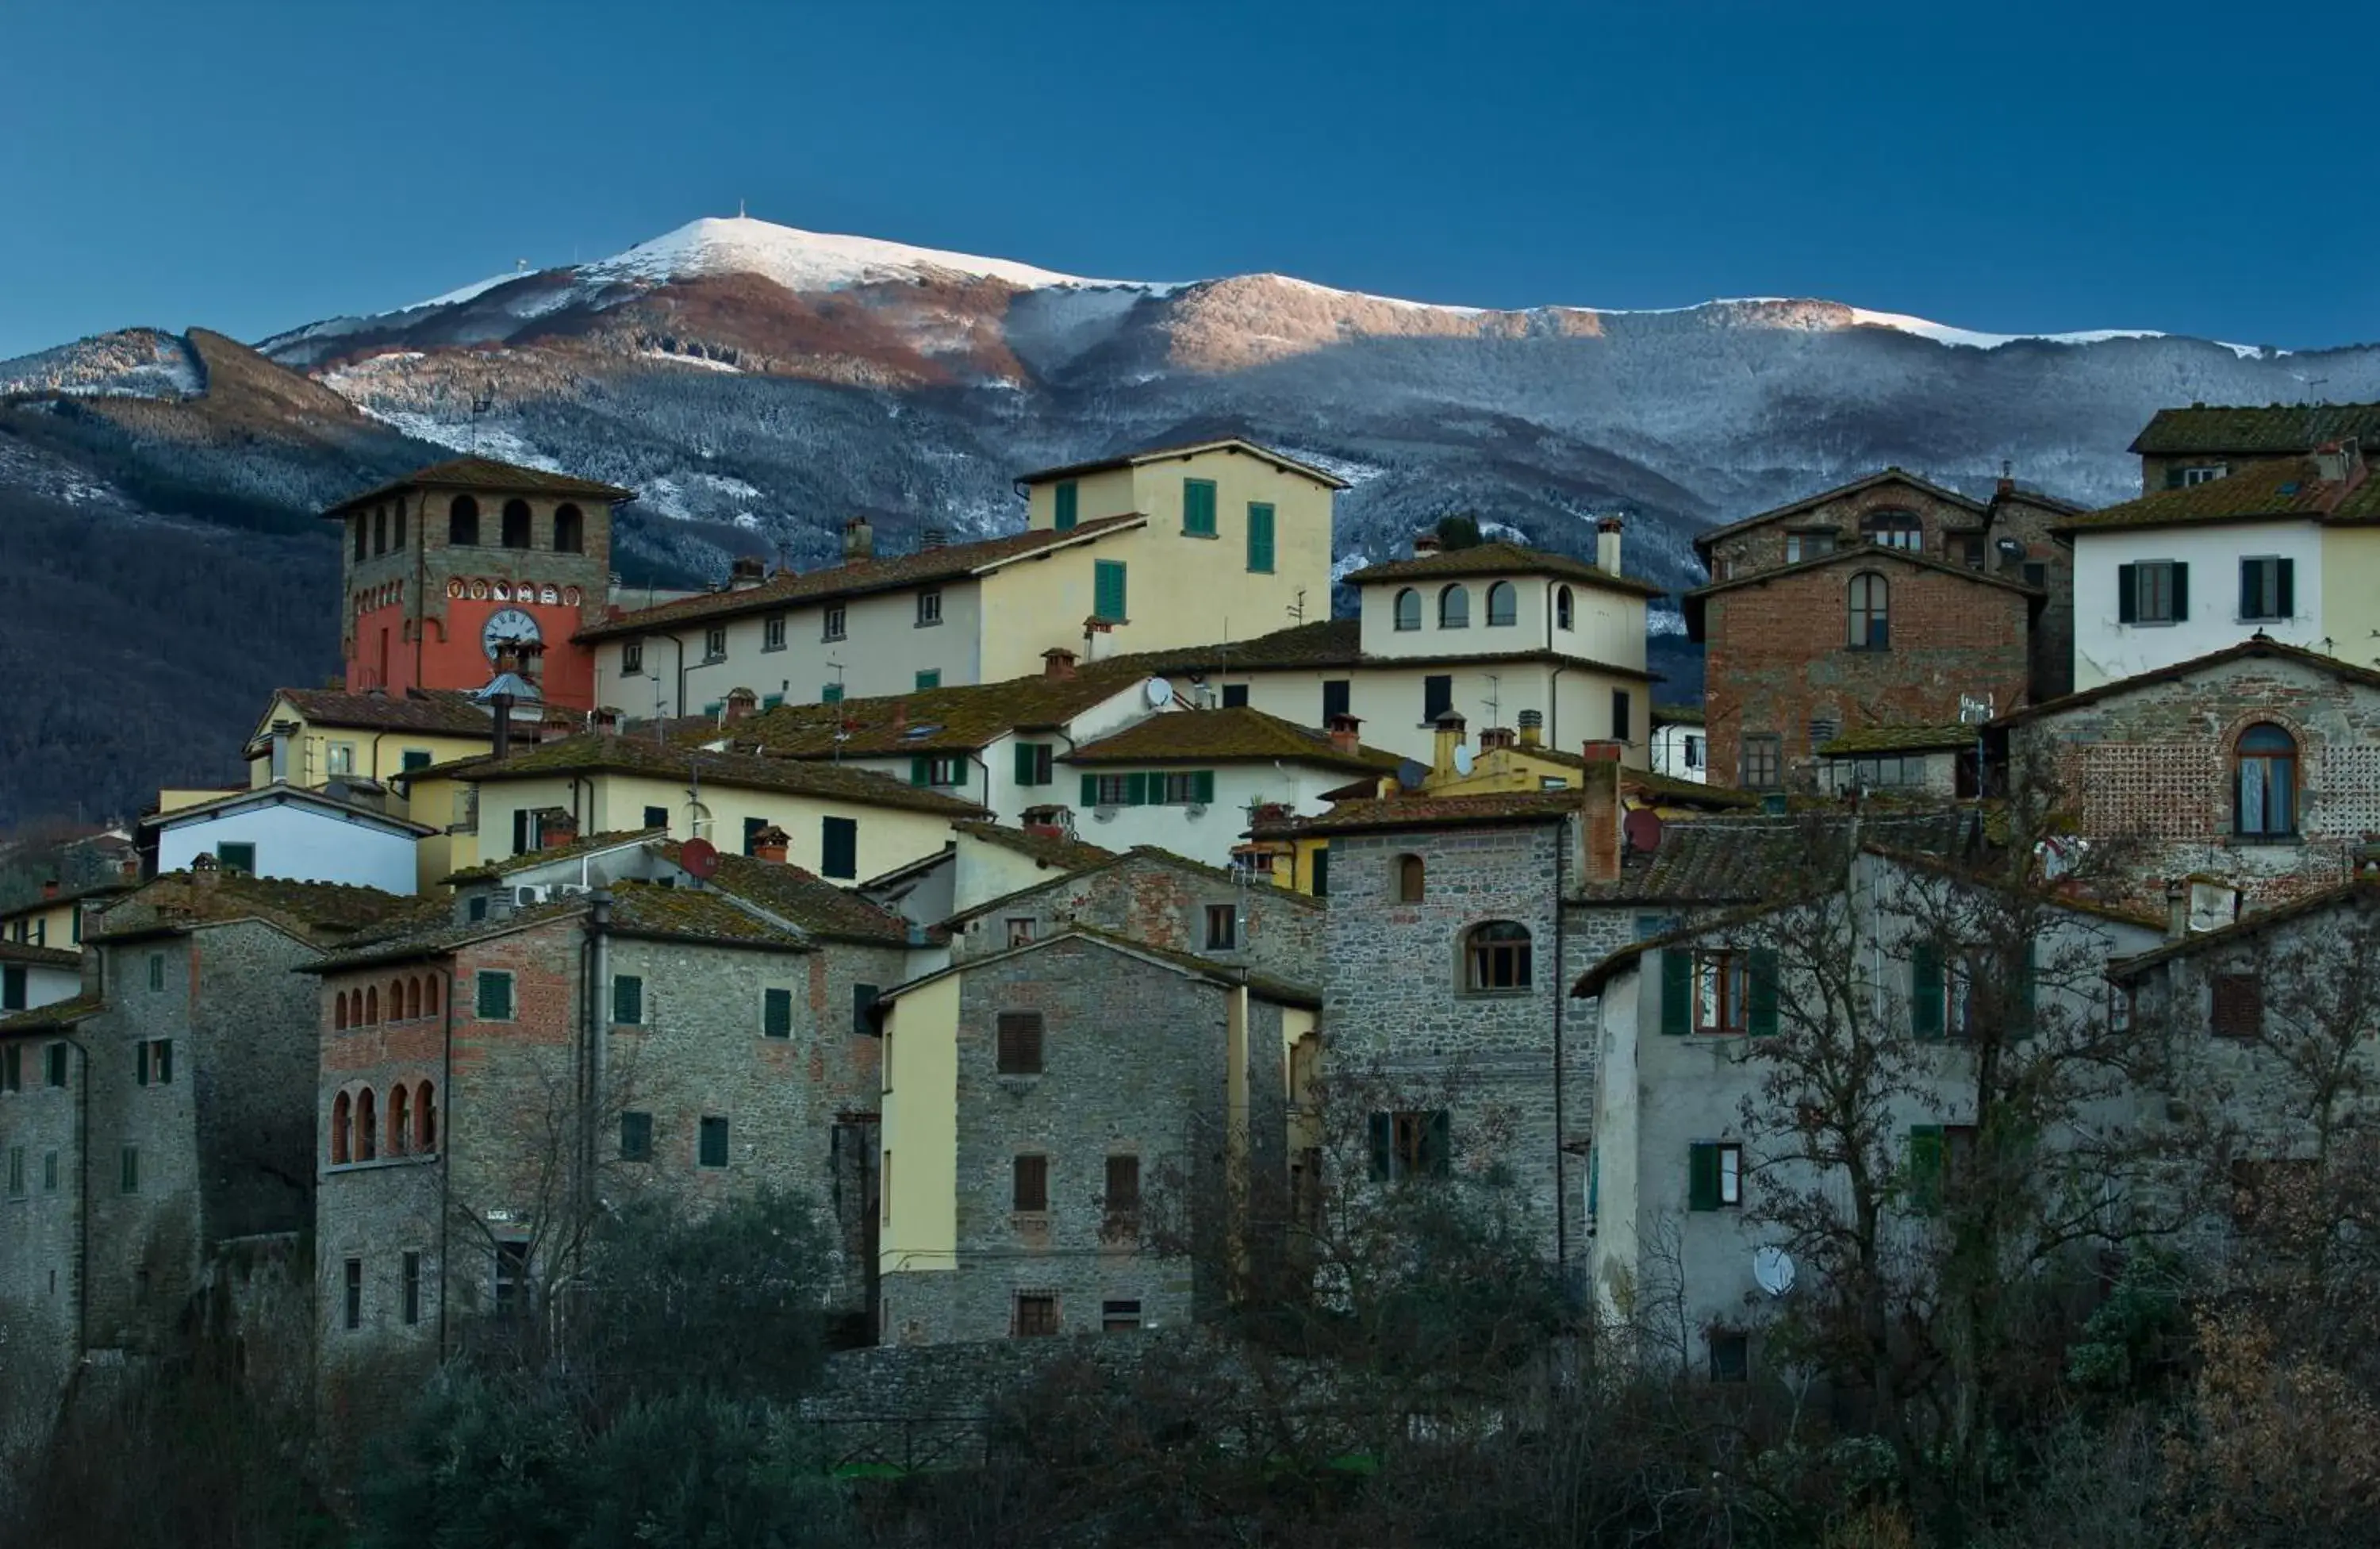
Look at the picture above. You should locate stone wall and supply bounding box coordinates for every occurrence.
[0,1024,86,1459]
[948,849,1322,982]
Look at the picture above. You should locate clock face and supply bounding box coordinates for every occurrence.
[482,607,542,661]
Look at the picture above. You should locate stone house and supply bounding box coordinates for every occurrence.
[2128,401,2380,497]
[860,818,1121,928]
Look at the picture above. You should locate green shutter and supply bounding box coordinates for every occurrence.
[2171,562,2189,621]
[1125,772,1150,806]
[1687,1143,1721,1212]
[1192,770,1215,804]
[1184,479,1217,536]
[1747,948,1779,1036]
[1909,1126,1945,1216]
[911,755,930,786]
[2278,558,2295,617]
[1311,847,1330,898]
[916,669,940,690]
[1911,944,1945,1040]
[763,988,793,1039]
[1095,560,1127,621]
[1246,502,1275,572]
[136,1041,149,1087]
[2117,563,2137,624]
[477,972,510,1020]
[1014,742,1037,786]
[1660,949,1692,1036]
[762,693,783,710]
[1081,774,1100,807]
[1368,1113,1392,1182]
[2012,944,2037,1040]
[613,975,643,1026]
[822,682,843,704]
[1054,480,1078,531]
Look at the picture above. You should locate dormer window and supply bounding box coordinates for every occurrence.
[1861,509,1921,550]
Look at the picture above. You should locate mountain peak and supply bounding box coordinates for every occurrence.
[574,213,1152,297]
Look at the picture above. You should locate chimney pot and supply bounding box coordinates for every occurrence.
[539,812,579,851]
[1581,740,1624,763]
[190,852,221,888]
[40,879,59,900]
[1580,757,1622,883]
[1327,713,1362,754]
[1996,475,2016,499]
[919,527,947,552]
[1412,532,1443,555]
[727,555,766,590]
[843,516,876,564]
[750,823,791,863]
[1517,709,1544,747]
[1042,648,1078,680]
[1596,517,1623,575]
[724,686,760,724]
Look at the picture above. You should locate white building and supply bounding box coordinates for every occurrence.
[1649,707,1706,783]
[0,942,81,1018]
[144,786,431,894]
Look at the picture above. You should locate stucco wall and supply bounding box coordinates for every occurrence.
[2071,522,2323,690]
[155,801,420,894]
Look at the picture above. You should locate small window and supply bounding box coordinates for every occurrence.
[996,1011,1045,1074]
[1687,1141,1743,1210]
[120,1145,139,1194]
[42,1150,57,1192]
[1695,951,1749,1034]
[1486,581,1517,627]
[1014,1293,1059,1337]
[553,503,583,553]
[401,748,432,773]
[327,742,356,776]
[621,641,643,676]
[2212,974,2263,1039]
[448,496,480,545]
[1311,847,1330,897]
[1054,480,1078,531]
[8,1147,22,1197]
[643,805,669,831]
[1393,588,1422,631]
[703,626,727,660]
[45,1043,67,1088]
[344,1257,363,1331]
[2117,560,2186,625]
[1685,733,1703,770]
[1,966,21,1012]
[1013,1154,1049,1212]
[1612,690,1633,743]
[1092,773,1132,806]
[612,974,644,1026]
[1093,561,1127,622]
[1555,586,1574,629]
[1220,682,1250,708]
[2235,723,2297,837]
[475,971,514,1020]
[763,987,794,1039]
[852,982,879,1031]
[1785,530,1838,564]
[1422,675,1453,724]
[762,613,786,651]
[1860,509,1921,550]
[620,1110,654,1162]
[1438,585,1470,628]
[915,669,941,691]
[212,840,258,875]
[1205,903,1238,950]
[1396,855,1425,902]
[1464,921,1532,991]
[2172,463,2229,487]
[697,1116,730,1168]
[136,1039,172,1086]
[2240,556,2294,622]
[493,1240,529,1319]
[1183,477,1218,536]
[401,1251,421,1325]
[820,816,858,879]
[1102,1299,1143,1333]
[1848,572,1890,649]
[1012,741,1054,786]
[0,1044,16,1092]
[1368,1110,1451,1181]
[1246,501,1275,572]
[916,588,943,626]
[1006,917,1035,948]
[501,499,532,549]
[1741,734,1782,790]
[1708,1331,1750,1383]
[1322,679,1351,721]
[823,605,846,640]
[1104,1155,1141,1237]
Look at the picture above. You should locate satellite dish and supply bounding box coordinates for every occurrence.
[1395,759,1429,792]
[1452,744,1476,776]
[1753,1245,1796,1298]
[1146,677,1174,709]
[681,837,720,881]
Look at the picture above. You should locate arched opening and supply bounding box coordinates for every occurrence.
[390,1084,412,1155]
[417,1081,438,1152]
[554,503,584,554]
[501,499,532,549]
[331,1091,351,1165]
[392,498,406,549]
[389,977,405,1020]
[2236,722,2298,836]
[1848,572,1890,649]
[448,495,480,545]
[1860,509,1921,551]
[373,507,387,556]
[1397,855,1426,903]
[1486,581,1517,627]
[1464,921,1534,991]
[1556,586,1574,631]
[334,992,348,1031]
[357,1088,378,1162]
[365,986,379,1024]
[1438,585,1470,629]
[406,978,421,1020]
[425,976,440,1015]
[1393,588,1422,632]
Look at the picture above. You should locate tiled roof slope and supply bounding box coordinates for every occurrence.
[267,687,576,738]
[1250,790,1583,838]
[0,995,105,1034]
[1573,809,1983,905]
[328,455,633,514]
[1817,725,1975,755]
[2056,457,2380,532]
[656,842,917,946]
[445,828,665,883]
[0,940,80,969]
[1016,436,1350,489]
[605,879,811,948]
[949,844,1322,927]
[1123,619,1363,672]
[709,664,1146,759]
[1340,540,1666,598]
[1992,636,2380,728]
[2129,403,2380,457]
[1692,468,1987,553]
[420,735,986,816]
[1066,707,1403,772]
[94,873,431,944]
[952,821,1119,872]
[578,516,1145,640]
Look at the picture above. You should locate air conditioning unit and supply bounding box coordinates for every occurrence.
[515,885,549,906]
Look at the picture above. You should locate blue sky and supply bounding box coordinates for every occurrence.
[2,0,2373,359]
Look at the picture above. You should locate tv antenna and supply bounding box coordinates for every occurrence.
[1287,588,1307,625]
[1484,672,1502,728]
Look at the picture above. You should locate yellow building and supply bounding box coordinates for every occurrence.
[0,874,136,955]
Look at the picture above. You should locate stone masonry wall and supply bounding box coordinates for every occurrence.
[949,850,1322,982]
[0,1024,87,1458]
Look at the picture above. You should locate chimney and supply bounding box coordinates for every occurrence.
[2315,439,2363,485]
[1432,710,1467,775]
[190,851,221,889]
[1581,740,1625,763]
[491,692,515,760]
[750,823,790,863]
[1327,713,1362,755]
[1480,727,1515,752]
[1517,709,1544,748]
[727,555,766,590]
[1413,531,1443,556]
[724,686,759,724]
[40,879,58,901]
[2165,878,2190,941]
[919,527,948,552]
[1042,647,1077,680]
[593,707,620,735]
[1580,756,1622,883]
[539,811,579,851]
[891,700,908,734]
[1596,517,1623,575]
[1996,475,2016,500]
[843,516,875,564]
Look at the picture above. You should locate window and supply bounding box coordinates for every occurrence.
[374,508,390,556]
[393,500,406,548]
[1013,1154,1049,1212]
[1708,1331,1750,1383]
[494,1240,529,1319]
[353,517,368,563]
[621,641,643,675]
[762,613,786,650]
[1741,734,1782,790]
[915,669,941,691]
[357,1087,377,1160]
[148,954,164,992]
[1486,581,1517,627]
[1006,917,1035,947]
[1246,501,1275,571]
[1093,561,1127,622]
[1847,572,1890,649]
[1685,733,1703,770]
[475,971,513,1020]
[1,966,21,1011]
[390,1084,411,1154]
[698,1116,730,1167]
[1054,480,1078,531]
[612,974,643,1026]
[42,1151,57,1192]
[1092,773,1131,807]
[820,816,858,879]
[1397,855,1425,902]
[120,1145,139,1194]
[1688,1141,1743,1210]
[500,499,532,549]
[1012,741,1054,786]
[553,502,583,552]
[641,805,668,832]
[1906,1124,1978,1217]
[1014,1293,1060,1337]
[620,1110,654,1162]
[823,604,846,640]
[401,1251,421,1325]
[2168,463,2230,487]
[1104,1155,1140,1238]
[1205,903,1238,950]
[2212,974,2263,1038]
[2235,722,2297,837]
[344,1257,363,1331]
[1368,1110,1451,1180]
[2117,560,2187,625]
[1556,586,1574,629]
[1103,1300,1142,1332]
[136,1039,171,1086]
[852,982,879,1031]
[216,841,256,875]
[1438,585,1470,628]
[1183,477,1218,536]
[1464,921,1533,991]
[416,1080,437,1151]
[45,1043,67,1088]
[996,1011,1045,1074]
[912,753,965,787]
[822,682,844,704]
[1393,588,1422,631]
[2240,557,2294,621]
[916,588,943,626]
[8,1147,22,1197]
[1422,675,1453,724]
[327,742,355,776]
[1785,530,1838,564]
[763,987,793,1039]
[1808,716,1840,751]
[1322,679,1351,721]
[331,1092,351,1165]
[1861,509,1921,549]
[703,625,727,661]
[1311,848,1330,897]
[1158,771,1215,805]
[401,748,432,773]
[741,815,766,856]
[1612,690,1633,742]
[1219,682,1250,709]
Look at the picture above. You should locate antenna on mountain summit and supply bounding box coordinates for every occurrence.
[738,197,747,219]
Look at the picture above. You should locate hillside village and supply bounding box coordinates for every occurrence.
[5,406,2380,1515]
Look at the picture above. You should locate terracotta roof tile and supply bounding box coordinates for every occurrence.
[2129,403,2380,457]
[654,842,918,946]
[327,455,633,515]
[1341,540,1666,598]
[1250,790,1583,838]
[1693,468,1987,555]
[1991,636,2380,728]
[1015,436,1350,489]
[951,821,1119,873]
[708,663,1148,759]
[420,734,987,816]
[1066,706,1403,772]
[94,873,432,945]
[1817,724,1975,755]
[605,879,812,948]
[263,687,575,740]
[2055,457,2380,532]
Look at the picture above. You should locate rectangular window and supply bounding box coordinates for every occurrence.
[823,605,846,640]
[1709,1331,1750,1383]
[1246,501,1275,571]
[1611,690,1632,743]
[1221,683,1250,708]
[820,816,858,879]
[620,1110,653,1162]
[475,971,514,1020]
[344,1257,363,1331]
[327,742,355,776]
[612,974,643,1026]
[1422,675,1453,724]
[1322,679,1351,721]
[911,753,966,787]
[704,626,727,660]
[821,682,844,704]
[1,1044,16,1093]
[621,641,643,675]
[494,1240,528,1319]
[2170,463,2229,486]
[147,953,164,992]
[1012,741,1054,786]
[1014,1293,1059,1337]
[1104,1155,1141,1238]
[1311,847,1330,897]
[1006,917,1035,947]
[1784,531,1837,564]
[401,1251,420,1325]
[762,613,786,651]
[45,1043,67,1088]
[1156,770,1215,805]
[2212,974,2263,1039]
[216,841,257,875]
[915,669,942,691]
[2116,559,2186,625]
[2240,556,2294,621]
[1684,733,1703,769]
[1054,479,1078,531]
[42,1150,57,1192]
[120,1146,138,1194]
[1205,903,1238,950]
[1368,1110,1452,1181]
[137,1039,171,1086]
[1740,734,1782,790]
[852,982,879,1031]
[642,805,669,831]
[763,987,793,1039]
[1092,773,1131,807]
[697,1116,730,1168]
[8,1147,23,1197]
[1093,560,1127,622]
[1012,1154,1049,1212]
[743,815,766,856]
[916,589,942,626]
[1183,478,1218,536]
[401,748,432,773]
[1694,951,1749,1034]
[1687,1141,1743,1210]
[996,1011,1045,1074]
[1102,1299,1143,1333]
[1,966,21,1012]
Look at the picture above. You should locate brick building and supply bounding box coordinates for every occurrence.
[1687,470,2079,790]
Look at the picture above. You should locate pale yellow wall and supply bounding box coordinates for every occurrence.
[247,695,501,801]
[1023,466,1138,529]
[1209,661,1649,768]
[404,773,481,890]
[158,787,244,814]
[1,898,89,953]
[879,972,960,1274]
[2324,527,2380,671]
[1357,575,1645,667]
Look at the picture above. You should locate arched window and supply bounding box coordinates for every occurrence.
[389,977,405,1020]
[331,1091,351,1165]
[357,1088,378,1162]
[334,992,348,1032]
[1393,588,1422,632]
[390,1084,412,1155]
[1439,585,1470,629]
[393,498,406,549]
[1860,509,1921,550]
[501,498,532,549]
[425,976,440,1016]
[1464,921,1533,991]
[373,508,387,556]
[406,978,421,1020]
[365,986,379,1024]
[1397,855,1426,902]
[1848,573,1890,649]
[448,495,480,545]
[416,1081,437,1152]
[2236,722,2298,836]
[1556,586,1574,631]
[351,517,367,563]
[1486,582,1517,628]
[554,503,584,554]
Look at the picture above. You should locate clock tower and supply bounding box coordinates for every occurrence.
[321,456,631,711]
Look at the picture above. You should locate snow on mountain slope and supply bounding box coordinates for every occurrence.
[581,214,1163,294]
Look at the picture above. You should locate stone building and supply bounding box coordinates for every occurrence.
[2129,401,2380,497]
[1687,470,2081,789]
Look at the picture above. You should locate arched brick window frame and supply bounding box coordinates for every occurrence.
[448,495,480,545]
[357,1088,378,1162]
[1848,572,1889,649]
[406,978,421,1020]
[334,992,348,1031]
[501,499,532,549]
[554,503,584,554]
[330,1090,351,1165]
[365,986,379,1024]
[416,1081,438,1152]
[389,977,405,1020]
[2235,721,2300,837]
[390,1084,412,1155]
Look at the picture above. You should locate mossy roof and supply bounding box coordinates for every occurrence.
[2129,402,2380,457]
[262,687,574,740]
[0,995,106,1035]
[418,734,986,816]
[0,940,80,969]
[326,455,633,516]
[92,872,430,946]
[1065,707,1403,772]
[951,821,1119,872]
[703,663,1150,759]
[1340,540,1666,599]
[2055,457,2380,532]
[445,828,665,883]
[1249,790,1583,838]
[653,842,917,946]
[1817,725,1975,756]
[945,844,1320,928]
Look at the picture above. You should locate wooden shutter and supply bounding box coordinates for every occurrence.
[1908,1126,1944,1216]
[1054,481,1077,530]
[852,982,880,1031]
[1192,770,1215,804]
[996,1012,1045,1074]
[2171,562,2189,621]
[1184,479,1216,534]
[1095,560,1127,621]
[2277,558,2295,617]
[743,817,765,855]
[477,972,509,1020]
[1747,948,1779,1036]
[1687,1143,1721,1211]
[1081,774,1100,808]
[1246,502,1275,571]
[763,988,793,1039]
[1660,949,1692,1036]
[821,817,857,879]
[2212,974,2262,1037]
[1910,944,1945,1040]
[2117,563,2137,624]
[911,755,930,786]
[1014,742,1038,786]
[1013,1155,1049,1211]
[2240,559,2257,620]
[1323,680,1350,721]
[1125,772,1150,806]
